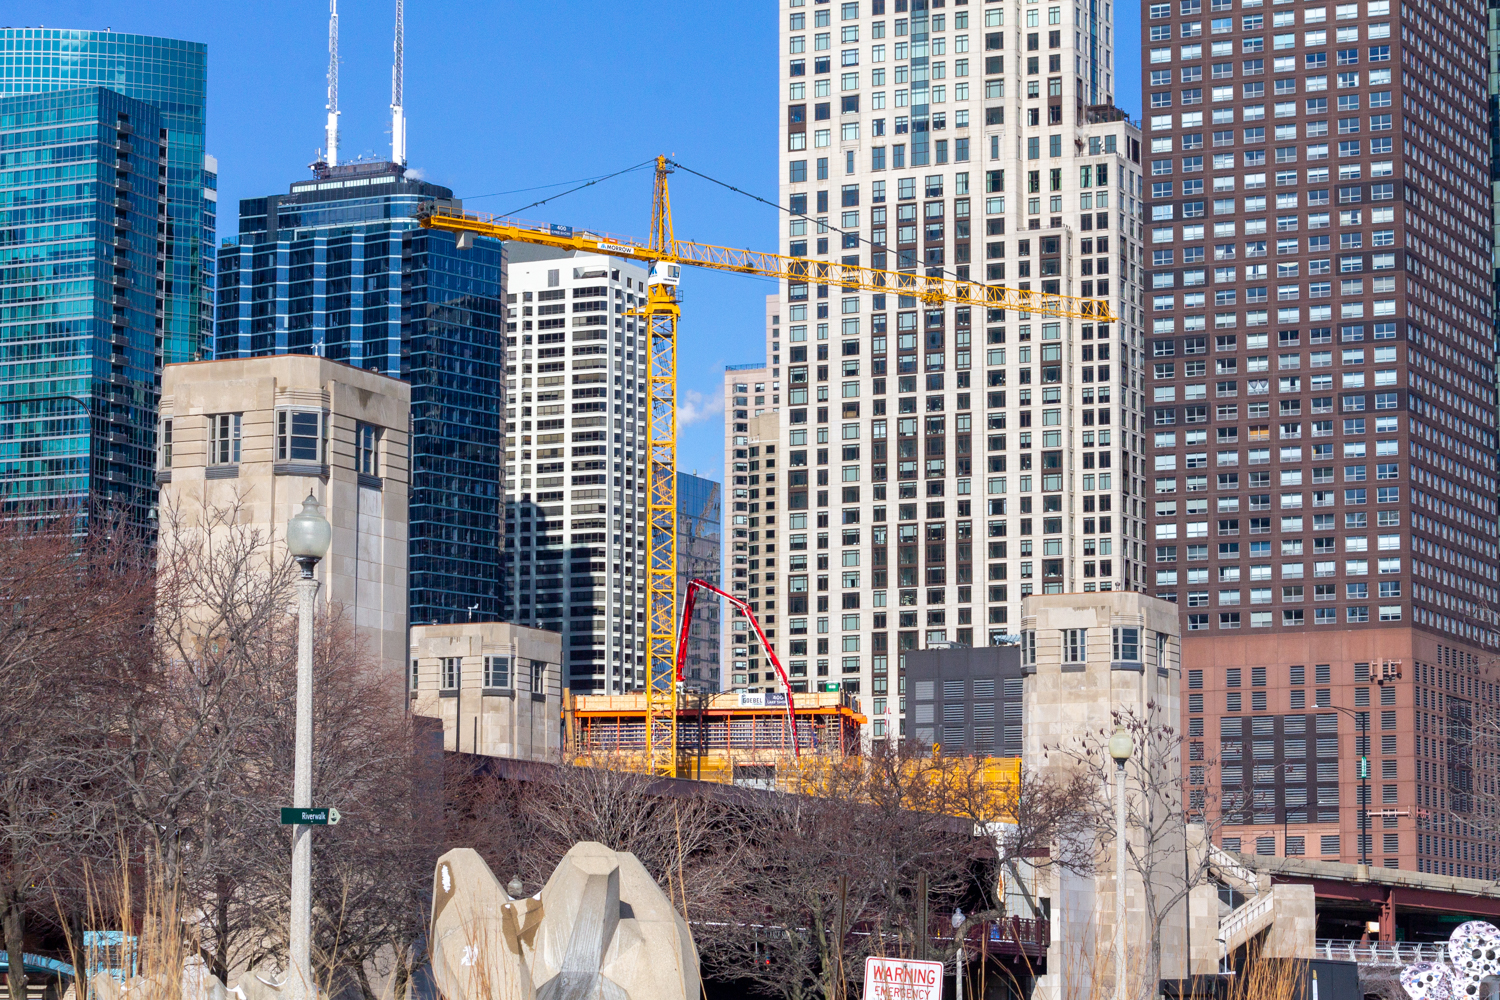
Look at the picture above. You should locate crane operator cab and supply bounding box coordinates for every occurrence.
[648,261,681,288]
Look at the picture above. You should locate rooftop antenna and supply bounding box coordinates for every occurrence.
[390,0,406,166]
[325,0,341,167]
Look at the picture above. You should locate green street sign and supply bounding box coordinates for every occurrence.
[280,807,340,826]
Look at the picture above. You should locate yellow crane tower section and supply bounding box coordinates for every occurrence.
[417,156,1115,778]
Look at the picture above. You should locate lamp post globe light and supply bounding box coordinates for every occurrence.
[287,493,329,1000]
[1108,727,1133,1000]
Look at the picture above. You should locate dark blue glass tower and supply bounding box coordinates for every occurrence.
[217,161,506,624]
[1,29,216,365]
[0,87,166,520]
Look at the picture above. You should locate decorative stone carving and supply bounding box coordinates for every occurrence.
[429,842,699,1000]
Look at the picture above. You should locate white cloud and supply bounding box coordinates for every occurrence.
[676,389,724,427]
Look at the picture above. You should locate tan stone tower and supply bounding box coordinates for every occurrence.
[158,356,411,676]
[1020,591,1186,1000]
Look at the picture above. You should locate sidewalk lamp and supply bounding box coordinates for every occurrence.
[286,494,330,1000]
[1109,728,1134,1000]
[1312,699,1372,867]
[951,907,966,1000]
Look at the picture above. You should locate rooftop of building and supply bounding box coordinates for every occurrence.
[162,353,410,393]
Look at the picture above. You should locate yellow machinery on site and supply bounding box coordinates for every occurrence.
[418,156,1115,778]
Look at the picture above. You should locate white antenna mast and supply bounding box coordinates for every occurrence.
[391,0,406,166]
[325,0,341,167]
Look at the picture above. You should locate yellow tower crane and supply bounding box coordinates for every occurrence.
[418,155,1115,777]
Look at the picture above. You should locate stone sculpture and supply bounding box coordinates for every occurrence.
[429,842,700,1000]
[1400,920,1500,1000]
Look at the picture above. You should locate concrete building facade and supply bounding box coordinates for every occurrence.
[500,247,650,694]
[724,295,785,693]
[157,355,411,676]
[1140,0,1500,873]
[759,0,1151,738]
[409,621,564,760]
[1019,591,1186,1000]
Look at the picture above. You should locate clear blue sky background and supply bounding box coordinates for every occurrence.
[34,0,1139,484]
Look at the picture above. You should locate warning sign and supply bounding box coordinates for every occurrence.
[864,957,944,1000]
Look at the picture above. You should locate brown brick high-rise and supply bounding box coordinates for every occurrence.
[1140,0,1498,874]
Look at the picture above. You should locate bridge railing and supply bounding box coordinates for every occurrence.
[1314,939,1449,965]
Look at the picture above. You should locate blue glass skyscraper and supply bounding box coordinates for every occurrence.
[0,87,166,519]
[0,29,215,520]
[217,161,507,625]
[1,29,216,364]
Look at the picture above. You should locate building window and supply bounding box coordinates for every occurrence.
[410,658,419,691]
[210,413,241,465]
[1020,629,1036,666]
[277,409,325,463]
[1063,628,1086,662]
[441,656,461,690]
[357,423,380,476]
[1112,626,1140,662]
[531,660,547,695]
[160,419,173,468]
[484,655,511,688]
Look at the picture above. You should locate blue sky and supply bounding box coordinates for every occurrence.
[36,0,1139,483]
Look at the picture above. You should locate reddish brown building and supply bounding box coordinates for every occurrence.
[1140,0,1499,874]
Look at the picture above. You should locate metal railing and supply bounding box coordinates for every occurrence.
[1314,939,1449,965]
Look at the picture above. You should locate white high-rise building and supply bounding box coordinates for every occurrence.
[501,246,651,694]
[722,297,786,692]
[753,0,1150,740]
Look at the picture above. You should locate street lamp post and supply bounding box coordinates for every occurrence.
[286,494,331,1000]
[950,907,966,1000]
[1312,700,1371,867]
[1109,727,1135,1000]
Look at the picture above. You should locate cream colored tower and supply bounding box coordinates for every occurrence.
[1019,591,1184,1000]
[158,355,411,676]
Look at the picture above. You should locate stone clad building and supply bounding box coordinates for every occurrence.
[157,355,411,676]
[408,622,564,760]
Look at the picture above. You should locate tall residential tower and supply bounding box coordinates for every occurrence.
[761,0,1149,741]
[500,248,651,694]
[1142,0,1499,873]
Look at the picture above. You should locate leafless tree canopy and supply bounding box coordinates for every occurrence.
[2,502,431,1000]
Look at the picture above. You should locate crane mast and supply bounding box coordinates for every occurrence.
[643,157,680,776]
[417,156,1113,777]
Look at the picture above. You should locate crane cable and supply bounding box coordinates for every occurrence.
[667,158,983,293]
[498,158,657,218]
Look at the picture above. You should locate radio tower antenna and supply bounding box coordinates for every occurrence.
[390,0,406,166]
[325,0,341,167]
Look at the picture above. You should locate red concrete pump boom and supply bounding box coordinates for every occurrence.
[674,577,799,757]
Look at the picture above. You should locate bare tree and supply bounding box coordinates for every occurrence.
[35,497,429,996]
[0,507,153,1000]
[444,755,752,924]
[697,744,989,1000]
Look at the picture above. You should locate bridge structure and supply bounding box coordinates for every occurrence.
[1213,850,1500,968]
